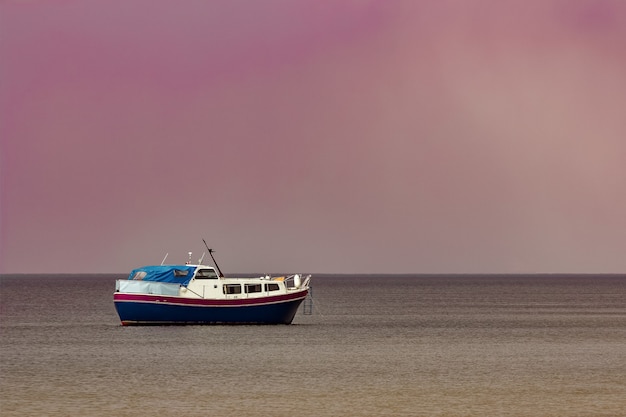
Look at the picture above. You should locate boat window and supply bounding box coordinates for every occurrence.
[264,283,280,292]
[173,269,189,277]
[132,271,147,280]
[223,284,241,294]
[196,269,218,279]
[245,284,262,293]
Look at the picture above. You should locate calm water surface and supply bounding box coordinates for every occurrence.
[1,274,625,416]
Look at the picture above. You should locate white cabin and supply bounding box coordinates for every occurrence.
[115,264,310,300]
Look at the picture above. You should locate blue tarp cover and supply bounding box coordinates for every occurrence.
[127,265,197,286]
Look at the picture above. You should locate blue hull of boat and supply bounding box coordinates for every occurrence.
[114,297,305,325]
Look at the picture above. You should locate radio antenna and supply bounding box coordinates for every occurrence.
[203,239,224,277]
[160,253,169,265]
[198,252,206,264]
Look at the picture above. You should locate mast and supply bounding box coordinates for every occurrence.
[202,239,224,277]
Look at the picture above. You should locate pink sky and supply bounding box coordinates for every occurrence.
[2,0,626,274]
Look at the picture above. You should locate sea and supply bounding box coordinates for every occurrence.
[1,273,625,417]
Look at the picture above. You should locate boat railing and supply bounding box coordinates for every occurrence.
[283,274,311,290]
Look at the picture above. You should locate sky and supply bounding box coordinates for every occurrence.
[2,0,626,274]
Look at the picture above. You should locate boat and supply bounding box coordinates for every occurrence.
[113,248,311,325]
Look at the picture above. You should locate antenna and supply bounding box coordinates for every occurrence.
[160,253,169,265]
[187,252,192,264]
[202,239,224,277]
[198,252,206,264]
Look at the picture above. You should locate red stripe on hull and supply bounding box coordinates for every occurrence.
[113,289,308,307]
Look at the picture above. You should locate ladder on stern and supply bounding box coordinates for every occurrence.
[302,287,313,315]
